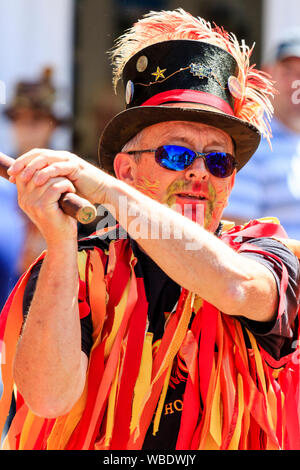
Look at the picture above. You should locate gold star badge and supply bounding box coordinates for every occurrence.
[151,66,167,81]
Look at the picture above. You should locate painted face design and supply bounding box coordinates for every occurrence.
[134,175,160,198]
[164,179,220,229]
[130,121,235,232]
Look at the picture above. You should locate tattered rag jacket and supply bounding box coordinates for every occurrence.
[0,219,299,450]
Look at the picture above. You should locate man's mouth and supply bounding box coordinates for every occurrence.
[175,192,207,201]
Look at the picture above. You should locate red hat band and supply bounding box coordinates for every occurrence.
[141,89,234,116]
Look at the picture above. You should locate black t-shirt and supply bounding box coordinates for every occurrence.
[22,236,300,449]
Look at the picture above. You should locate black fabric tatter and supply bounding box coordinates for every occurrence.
[130,239,181,343]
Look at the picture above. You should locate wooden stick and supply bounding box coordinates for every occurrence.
[0,152,97,224]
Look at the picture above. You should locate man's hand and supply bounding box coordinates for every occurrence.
[7,148,114,245]
[8,148,112,204]
[11,168,78,246]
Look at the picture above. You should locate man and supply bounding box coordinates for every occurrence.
[225,28,300,239]
[0,9,299,450]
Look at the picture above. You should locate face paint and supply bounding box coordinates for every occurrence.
[203,182,216,230]
[164,179,208,226]
[130,121,235,232]
[163,179,188,207]
[205,179,232,232]
[135,176,160,198]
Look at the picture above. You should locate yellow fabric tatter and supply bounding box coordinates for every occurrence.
[193,295,203,314]
[209,365,222,448]
[77,251,88,283]
[247,330,275,431]
[227,374,245,450]
[198,358,216,450]
[130,332,153,433]
[127,292,195,449]
[207,314,225,449]
[152,363,173,436]
[221,219,235,231]
[257,216,280,225]
[88,250,107,343]
[46,380,89,450]
[19,410,44,450]
[152,292,195,385]
[104,357,121,448]
[104,277,130,359]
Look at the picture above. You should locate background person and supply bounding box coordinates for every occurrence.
[225,28,300,239]
[3,67,71,274]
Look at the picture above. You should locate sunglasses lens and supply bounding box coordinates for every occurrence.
[155,145,196,170]
[205,152,236,178]
[155,146,236,177]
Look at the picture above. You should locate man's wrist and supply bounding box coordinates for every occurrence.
[45,236,78,258]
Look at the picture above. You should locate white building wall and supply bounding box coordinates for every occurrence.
[0,0,75,155]
[262,0,300,62]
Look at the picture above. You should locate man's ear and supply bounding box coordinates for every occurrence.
[229,169,236,191]
[113,152,137,184]
[223,170,236,209]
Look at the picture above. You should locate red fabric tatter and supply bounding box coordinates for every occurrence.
[81,240,137,450]
[101,239,132,340]
[33,418,55,450]
[110,277,149,449]
[219,320,238,449]
[176,308,203,450]
[65,340,106,450]
[221,219,288,247]
[78,279,90,319]
[198,301,218,404]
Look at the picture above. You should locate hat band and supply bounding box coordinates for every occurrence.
[141,89,234,116]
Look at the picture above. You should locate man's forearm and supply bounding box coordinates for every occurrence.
[102,178,277,321]
[13,240,87,418]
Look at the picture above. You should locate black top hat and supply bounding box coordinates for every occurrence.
[98,11,274,175]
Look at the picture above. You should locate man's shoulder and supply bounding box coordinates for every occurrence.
[222,218,300,266]
[221,217,288,241]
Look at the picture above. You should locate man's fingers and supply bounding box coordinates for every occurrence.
[18,176,76,215]
[16,156,50,183]
[7,149,70,177]
[32,161,80,187]
[45,178,77,203]
[7,148,47,175]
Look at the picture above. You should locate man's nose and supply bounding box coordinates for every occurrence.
[184,157,209,180]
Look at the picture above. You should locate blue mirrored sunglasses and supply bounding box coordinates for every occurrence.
[127,145,237,178]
